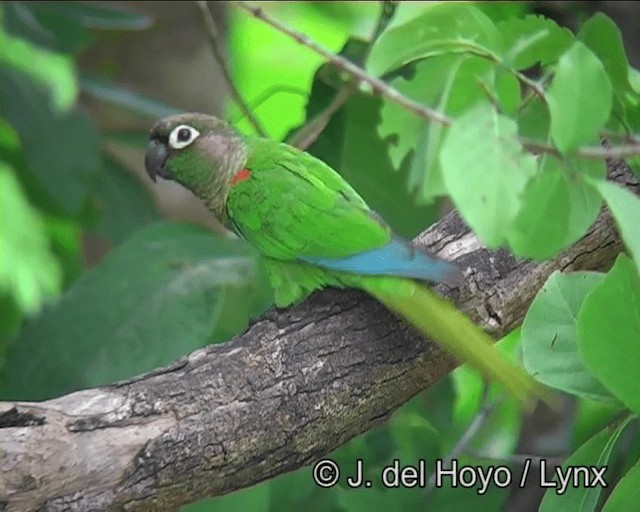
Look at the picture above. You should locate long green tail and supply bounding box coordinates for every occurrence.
[357,275,549,410]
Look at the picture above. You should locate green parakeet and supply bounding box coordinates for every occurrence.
[145,113,546,408]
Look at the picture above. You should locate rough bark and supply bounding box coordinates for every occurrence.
[1,159,637,511]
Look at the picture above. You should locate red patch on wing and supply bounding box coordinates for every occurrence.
[231,168,252,186]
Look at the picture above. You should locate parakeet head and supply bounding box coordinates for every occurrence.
[145,114,247,211]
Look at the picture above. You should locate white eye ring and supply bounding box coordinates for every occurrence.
[168,124,200,149]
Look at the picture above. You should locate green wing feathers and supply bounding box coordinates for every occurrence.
[226,137,391,261]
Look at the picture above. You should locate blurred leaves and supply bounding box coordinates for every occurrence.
[539,416,635,511]
[0,68,100,215]
[80,76,182,119]
[90,156,160,243]
[0,27,77,111]
[0,163,61,314]
[1,223,272,400]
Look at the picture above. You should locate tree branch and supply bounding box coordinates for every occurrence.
[1,159,636,511]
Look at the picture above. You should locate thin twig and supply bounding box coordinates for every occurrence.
[196,1,266,136]
[236,1,640,161]
[288,1,398,150]
[235,1,452,127]
[288,86,353,149]
[363,0,398,62]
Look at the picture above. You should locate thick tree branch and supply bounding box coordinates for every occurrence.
[1,160,637,511]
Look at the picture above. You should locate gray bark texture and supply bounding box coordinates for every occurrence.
[1,159,637,511]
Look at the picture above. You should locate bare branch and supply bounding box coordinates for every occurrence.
[1,158,636,511]
[196,1,267,136]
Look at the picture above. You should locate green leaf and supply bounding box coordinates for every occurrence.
[1,223,273,400]
[0,163,61,314]
[440,103,536,247]
[593,180,640,275]
[0,28,78,111]
[539,416,634,511]
[506,156,602,259]
[90,157,160,244]
[547,42,612,154]
[573,397,625,450]
[602,461,640,511]
[578,254,640,414]
[498,15,574,70]
[380,55,520,203]
[29,2,152,30]
[227,3,375,140]
[80,76,182,119]
[0,69,101,214]
[1,2,92,55]
[366,3,499,77]
[2,2,150,57]
[522,271,614,402]
[518,96,550,140]
[578,13,630,91]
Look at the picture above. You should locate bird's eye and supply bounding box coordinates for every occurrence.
[168,124,200,149]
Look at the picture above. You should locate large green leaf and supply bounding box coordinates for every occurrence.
[522,271,614,402]
[440,103,536,247]
[90,157,160,244]
[379,55,519,202]
[602,460,640,511]
[539,416,634,511]
[578,254,640,414]
[547,42,612,154]
[1,223,273,400]
[578,13,630,91]
[506,156,602,259]
[2,2,151,55]
[593,180,640,276]
[0,163,61,314]
[1,1,92,55]
[366,3,499,77]
[497,14,574,70]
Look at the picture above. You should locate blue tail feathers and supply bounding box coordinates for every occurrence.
[301,237,460,284]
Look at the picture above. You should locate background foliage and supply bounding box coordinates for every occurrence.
[1,2,640,510]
